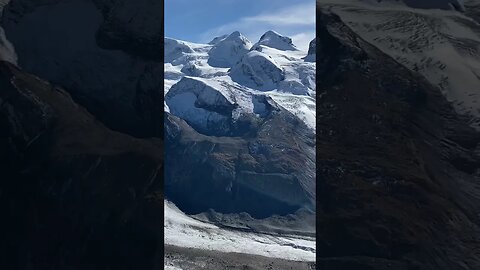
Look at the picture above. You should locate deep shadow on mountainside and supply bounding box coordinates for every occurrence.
[1,0,164,138]
[0,61,164,269]
[316,6,480,270]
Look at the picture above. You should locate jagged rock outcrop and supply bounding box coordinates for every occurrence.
[316,8,480,270]
[303,38,316,62]
[0,61,164,269]
[165,37,195,63]
[165,106,315,219]
[164,30,315,232]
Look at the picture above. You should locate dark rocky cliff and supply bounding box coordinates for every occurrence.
[316,8,480,270]
[0,61,164,269]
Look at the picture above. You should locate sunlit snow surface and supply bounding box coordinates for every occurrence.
[164,34,316,130]
[164,201,316,262]
[164,32,316,262]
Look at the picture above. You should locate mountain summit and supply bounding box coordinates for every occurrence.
[207,31,252,67]
[252,30,298,51]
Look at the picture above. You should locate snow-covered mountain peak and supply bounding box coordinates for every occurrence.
[164,31,316,131]
[208,34,229,45]
[165,37,196,63]
[207,31,252,68]
[252,30,298,51]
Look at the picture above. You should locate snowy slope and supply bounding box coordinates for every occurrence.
[164,31,316,261]
[208,31,252,68]
[164,200,316,262]
[252,30,298,51]
[320,0,480,128]
[164,31,316,130]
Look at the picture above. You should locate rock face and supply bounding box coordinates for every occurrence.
[1,0,163,138]
[321,0,480,129]
[165,110,315,219]
[164,31,316,228]
[0,26,16,64]
[316,8,480,270]
[303,38,316,62]
[0,61,164,269]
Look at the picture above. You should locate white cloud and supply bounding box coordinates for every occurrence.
[200,2,315,51]
[291,32,315,51]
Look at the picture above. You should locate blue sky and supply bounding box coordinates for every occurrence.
[165,0,315,51]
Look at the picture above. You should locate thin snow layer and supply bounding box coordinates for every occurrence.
[252,30,298,51]
[164,33,316,130]
[320,0,480,128]
[0,27,17,64]
[164,201,316,262]
[208,31,252,68]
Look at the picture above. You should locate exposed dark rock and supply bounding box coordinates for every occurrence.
[164,105,315,220]
[165,245,316,270]
[304,38,316,62]
[0,61,164,269]
[316,7,480,270]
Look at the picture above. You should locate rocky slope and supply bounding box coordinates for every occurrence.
[1,0,163,138]
[316,4,480,269]
[164,31,316,223]
[320,0,480,130]
[163,30,317,264]
[0,61,164,269]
